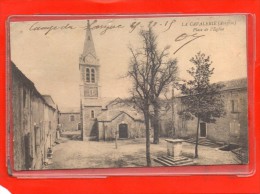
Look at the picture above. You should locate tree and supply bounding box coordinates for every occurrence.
[179,52,225,158]
[150,50,178,144]
[127,27,178,166]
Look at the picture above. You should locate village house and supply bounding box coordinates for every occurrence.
[59,107,81,131]
[159,78,248,148]
[11,62,60,170]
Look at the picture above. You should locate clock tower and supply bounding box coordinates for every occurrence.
[79,20,101,140]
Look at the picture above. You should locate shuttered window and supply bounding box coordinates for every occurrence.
[86,68,90,83]
[91,68,95,83]
[231,99,239,113]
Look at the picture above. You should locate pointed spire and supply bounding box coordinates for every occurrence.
[80,20,99,65]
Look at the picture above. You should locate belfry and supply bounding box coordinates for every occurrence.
[79,20,101,140]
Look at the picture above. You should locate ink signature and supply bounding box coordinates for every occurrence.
[173,33,205,54]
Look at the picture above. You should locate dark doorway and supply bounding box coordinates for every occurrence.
[24,133,32,170]
[200,122,207,137]
[119,124,128,138]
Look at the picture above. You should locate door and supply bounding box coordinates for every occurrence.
[200,122,207,137]
[119,124,128,138]
[24,133,32,170]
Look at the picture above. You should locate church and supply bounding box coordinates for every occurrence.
[78,21,248,149]
[79,21,145,141]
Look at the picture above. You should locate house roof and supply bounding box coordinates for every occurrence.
[42,95,56,109]
[219,78,247,91]
[173,77,247,99]
[12,62,57,111]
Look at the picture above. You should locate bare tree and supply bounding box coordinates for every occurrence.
[127,27,178,166]
[179,52,225,158]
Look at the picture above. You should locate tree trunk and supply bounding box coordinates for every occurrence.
[144,112,151,167]
[153,105,160,144]
[195,116,200,158]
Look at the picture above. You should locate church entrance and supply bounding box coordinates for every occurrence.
[119,124,128,138]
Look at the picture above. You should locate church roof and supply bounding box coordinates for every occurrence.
[83,97,116,108]
[96,109,143,122]
[80,20,99,66]
[106,97,132,108]
[81,95,143,122]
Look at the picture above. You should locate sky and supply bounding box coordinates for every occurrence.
[10,15,247,108]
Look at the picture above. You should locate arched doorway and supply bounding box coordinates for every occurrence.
[119,123,128,138]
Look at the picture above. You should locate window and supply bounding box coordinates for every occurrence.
[91,68,95,83]
[86,68,96,83]
[199,122,207,137]
[70,115,75,121]
[231,100,239,113]
[86,68,90,83]
[91,110,95,119]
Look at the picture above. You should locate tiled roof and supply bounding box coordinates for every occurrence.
[219,78,247,91]
[83,97,115,108]
[12,62,57,111]
[173,77,247,98]
[96,109,143,122]
[42,95,56,109]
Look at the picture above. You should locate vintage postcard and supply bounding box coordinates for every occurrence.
[9,15,248,171]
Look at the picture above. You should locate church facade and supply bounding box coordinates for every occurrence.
[79,21,145,141]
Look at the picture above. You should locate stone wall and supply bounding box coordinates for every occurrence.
[82,106,102,140]
[60,113,80,131]
[12,63,59,170]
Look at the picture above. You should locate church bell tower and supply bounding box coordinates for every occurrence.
[79,20,101,141]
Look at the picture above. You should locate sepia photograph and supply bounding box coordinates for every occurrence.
[9,15,248,171]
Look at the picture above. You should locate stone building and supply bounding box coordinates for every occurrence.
[11,62,60,170]
[160,78,248,147]
[59,107,80,131]
[96,98,145,140]
[79,21,145,141]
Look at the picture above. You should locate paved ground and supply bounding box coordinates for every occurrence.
[46,130,239,170]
